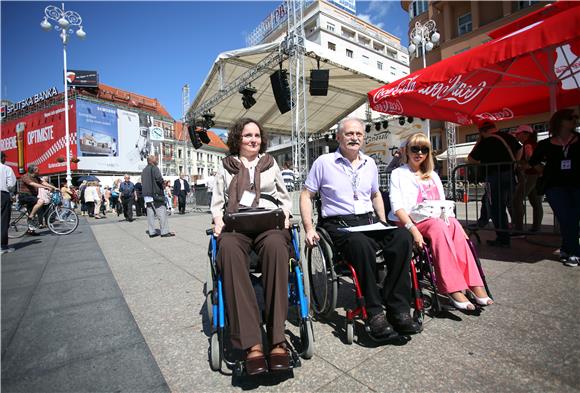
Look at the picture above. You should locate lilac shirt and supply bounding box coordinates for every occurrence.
[305,149,378,218]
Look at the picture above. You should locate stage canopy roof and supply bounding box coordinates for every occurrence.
[188,41,390,135]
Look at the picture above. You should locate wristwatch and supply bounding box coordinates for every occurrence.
[405,222,415,231]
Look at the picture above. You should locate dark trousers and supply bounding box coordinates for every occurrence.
[1,191,11,249]
[217,229,291,350]
[487,171,514,243]
[135,197,145,216]
[177,192,186,213]
[321,215,413,316]
[546,186,580,257]
[122,198,133,220]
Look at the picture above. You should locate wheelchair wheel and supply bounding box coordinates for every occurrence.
[209,332,221,371]
[345,320,354,345]
[300,320,314,359]
[306,239,337,317]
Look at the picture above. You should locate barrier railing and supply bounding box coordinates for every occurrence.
[450,162,556,240]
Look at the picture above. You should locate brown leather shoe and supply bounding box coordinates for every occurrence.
[268,347,290,371]
[245,353,268,376]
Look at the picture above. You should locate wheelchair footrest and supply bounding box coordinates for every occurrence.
[233,347,302,377]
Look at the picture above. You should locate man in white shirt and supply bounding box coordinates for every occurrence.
[1,152,17,253]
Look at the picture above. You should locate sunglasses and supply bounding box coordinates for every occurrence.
[409,145,430,154]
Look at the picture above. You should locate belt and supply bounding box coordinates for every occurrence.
[322,212,374,224]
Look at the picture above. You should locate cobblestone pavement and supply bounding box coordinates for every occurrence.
[2,208,579,392]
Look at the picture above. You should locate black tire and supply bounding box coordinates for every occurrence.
[47,207,79,235]
[306,238,337,317]
[8,209,28,239]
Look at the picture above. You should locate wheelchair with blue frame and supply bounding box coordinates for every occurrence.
[205,224,314,376]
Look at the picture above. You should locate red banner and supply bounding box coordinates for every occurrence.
[0,101,78,177]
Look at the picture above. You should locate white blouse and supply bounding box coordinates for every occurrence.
[388,164,445,222]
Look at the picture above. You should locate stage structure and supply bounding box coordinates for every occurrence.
[185,0,388,186]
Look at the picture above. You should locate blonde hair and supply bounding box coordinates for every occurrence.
[401,132,434,179]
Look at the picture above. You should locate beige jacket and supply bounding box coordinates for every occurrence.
[211,156,292,219]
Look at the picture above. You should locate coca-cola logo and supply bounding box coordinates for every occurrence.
[371,75,420,104]
[372,74,487,108]
[476,108,514,121]
[454,113,471,125]
[374,100,404,115]
[418,75,486,105]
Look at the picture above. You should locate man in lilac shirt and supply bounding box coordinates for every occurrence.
[300,117,420,338]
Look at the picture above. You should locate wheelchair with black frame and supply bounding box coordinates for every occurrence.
[303,195,428,344]
[205,224,314,376]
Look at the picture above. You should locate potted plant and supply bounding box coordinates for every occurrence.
[56,156,65,163]
[71,157,80,163]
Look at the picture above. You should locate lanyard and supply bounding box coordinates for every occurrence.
[341,157,366,200]
[561,134,577,159]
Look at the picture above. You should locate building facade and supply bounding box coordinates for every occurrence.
[401,0,551,169]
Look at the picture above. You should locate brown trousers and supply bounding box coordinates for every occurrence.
[216,229,291,350]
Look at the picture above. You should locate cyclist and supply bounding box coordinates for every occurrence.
[18,165,57,231]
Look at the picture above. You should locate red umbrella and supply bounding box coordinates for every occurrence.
[368,1,580,125]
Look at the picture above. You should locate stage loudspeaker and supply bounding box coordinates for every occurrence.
[199,130,211,144]
[270,69,292,114]
[309,69,329,96]
[188,125,203,149]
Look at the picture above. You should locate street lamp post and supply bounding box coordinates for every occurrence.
[408,19,440,140]
[41,3,86,186]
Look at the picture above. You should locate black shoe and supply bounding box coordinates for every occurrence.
[149,234,159,238]
[486,239,510,248]
[160,232,175,237]
[387,312,422,335]
[367,313,395,337]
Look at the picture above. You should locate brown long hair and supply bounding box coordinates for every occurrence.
[401,132,434,179]
[226,118,268,155]
[549,109,576,137]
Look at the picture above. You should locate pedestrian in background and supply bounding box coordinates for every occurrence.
[173,173,190,214]
[111,179,121,216]
[281,161,295,192]
[119,174,136,222]
[1,152,17,254]
[468,120,522,248]
[134,180,145,216]
[79,180,88,216]
[529,109,580,266]
[511,125,543,233]
[206,172,216,207]
[60,181,72,208]
[142,155,174,238]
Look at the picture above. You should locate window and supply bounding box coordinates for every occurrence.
[361,55,369,65]
[326,22,335,32]
[197,152,203,160]
[358,36,371,47]
[178,149,182,159]
[377,61,383,70]
[458,13,472,36]
[187,150,191,158]
[341,27,355,40]
[328,41,336,51]
[346,49,353,58]
[373,43,384,53]
[466,133,479,143]
[430,135,442,151]
[179,165,183,174]
[386,49,397,59]
[518,0,538,10]
[410,0,428,18]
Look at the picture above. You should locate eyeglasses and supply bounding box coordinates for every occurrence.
[409,145,430,155]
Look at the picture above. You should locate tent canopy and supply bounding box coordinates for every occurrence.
[368,1,580,125]
[189,41,389,135]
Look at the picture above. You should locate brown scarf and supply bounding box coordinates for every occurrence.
[222,153,274,213]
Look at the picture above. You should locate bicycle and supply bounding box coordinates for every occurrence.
[8,191,79,238]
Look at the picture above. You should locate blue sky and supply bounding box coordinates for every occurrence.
[1,1,409,121]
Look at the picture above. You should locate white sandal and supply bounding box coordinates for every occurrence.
[472,295,493,306]
[448,295,475,311]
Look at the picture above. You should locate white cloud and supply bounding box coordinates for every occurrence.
[359,0,394,31]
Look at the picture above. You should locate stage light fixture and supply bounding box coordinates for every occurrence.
[239,86,257,110]
[407,116,414,123]
[375,122,381,131]
[365,124,371,133]
[188,124,203,149]
[398,116,405,126]
[199,129,211,144]
[202,111,215,129]
[382,120,389,129]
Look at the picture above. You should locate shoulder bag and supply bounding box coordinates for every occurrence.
[223,194,285,235]
[410,199,456,225]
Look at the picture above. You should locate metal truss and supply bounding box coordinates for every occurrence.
[446,121,457,179]
[286,0,308,186]
[185,49,287,123]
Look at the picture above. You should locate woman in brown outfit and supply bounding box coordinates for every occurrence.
[210,118,292,375]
